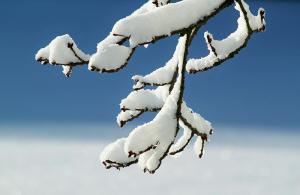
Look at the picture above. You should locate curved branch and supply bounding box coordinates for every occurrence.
[67,43,89,64]
[187,0,266,73]
[102,159,138,170]
[169,121,194,156]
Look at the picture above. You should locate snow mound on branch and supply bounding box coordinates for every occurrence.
[112,0,227,46]
[132,0,166,15]
[117,110,142,127]
[120,86,169,111]
[243,3,266,30]
[181,102,212,136]
[100,138,137,169]
[88,44,132,72]
[132,61,176,88]
[35,34,90,65]
[62,65,72,78]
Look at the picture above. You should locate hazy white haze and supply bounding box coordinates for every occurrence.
[0,125,299,195]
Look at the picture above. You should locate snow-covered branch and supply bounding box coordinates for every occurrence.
[112,0,234,46]
[36,0,266,174]
[117,110,143,128]
[169,121,194,156]
[35,0,171,77]
[132,37,181,90]
[101,138,138,170]
[105,32,214,173]
[125,34,190,173]
[187,0,266,73]
[36,0,235,77]
[120,85,170,112]
[35,34,90,77]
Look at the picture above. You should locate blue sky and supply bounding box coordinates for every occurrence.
[0,0,299,128]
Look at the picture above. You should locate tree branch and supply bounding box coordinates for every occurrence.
[187,0,266,74]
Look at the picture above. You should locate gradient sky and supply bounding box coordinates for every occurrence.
[0,0,299,128]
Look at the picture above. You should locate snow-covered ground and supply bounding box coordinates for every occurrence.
[0,125,299,195]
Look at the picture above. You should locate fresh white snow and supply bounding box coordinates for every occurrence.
[35,34,90,65]
[112,0,227,46]
[186,0,266,73]
[181,101,212,136]
[117,110,142,127]
[120,85,170,111]
[88,44,132,72]
[100,138,137,168]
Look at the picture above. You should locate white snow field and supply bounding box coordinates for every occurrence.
[0,125,299,195]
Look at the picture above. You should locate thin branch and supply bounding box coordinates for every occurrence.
[67,43,89,64]
[198,137,206,159]
[103,159,138,170]
[121,107,161,113]
[127,141,160,158]
[169,132,194,156]
[188,0,266,74]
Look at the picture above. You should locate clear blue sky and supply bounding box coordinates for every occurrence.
[0,0,299,128]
